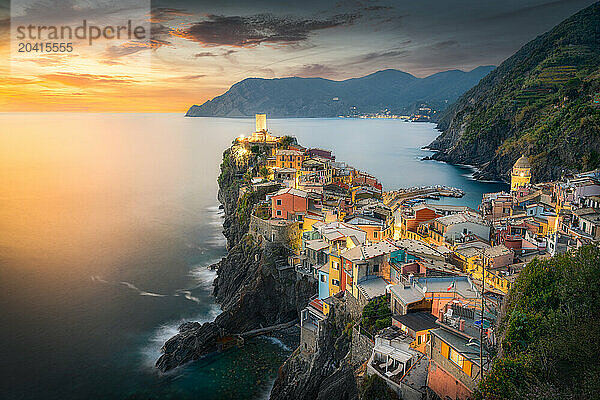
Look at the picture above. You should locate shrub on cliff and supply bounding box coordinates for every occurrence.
[360,297,392,336]
[359,374,397,400]
[478,245,600,399]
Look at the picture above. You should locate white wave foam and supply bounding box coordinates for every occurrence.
[263,336,291,352]
[90,275,108,283]
[119,281,166,297]
[205,205,222,212]
[140,303,222,369]
[174,289,202,304]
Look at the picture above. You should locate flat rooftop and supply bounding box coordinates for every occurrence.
[393,312,438,332]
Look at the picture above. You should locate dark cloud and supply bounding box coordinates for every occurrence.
[151,7,192,23]
[151,23,175,48]
[104,41,151,59]
[194,49,237,57]
[430,40,458,50]
[352,49,409,64]
[176,13,359,47]
[166,74,207,80]
[361,6,393,11]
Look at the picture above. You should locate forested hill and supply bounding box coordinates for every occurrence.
[428,2,600,182]
[185,67,495,118]
[479,245,600,399]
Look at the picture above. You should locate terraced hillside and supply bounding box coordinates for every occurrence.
[429,2,600,182]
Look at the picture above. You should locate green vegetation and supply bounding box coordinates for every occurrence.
[259,166,270,180]
[280,136,295,149]
[359,374,397,400]
[360,297,392,336]
[478,245,600,399]
[435,3,600,181]
[236,191,257,226]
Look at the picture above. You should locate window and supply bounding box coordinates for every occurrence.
[276,199,282,206]
[332,279,340,286]
[320,274,327,283]
[374,231,378,238]
[276,210,282,216]
[332,261,339,270]
[449,347,464,368]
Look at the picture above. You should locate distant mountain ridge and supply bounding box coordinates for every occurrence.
[185,66,495,118]
[429,2,600,182]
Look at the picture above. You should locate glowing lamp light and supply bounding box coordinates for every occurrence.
[520,172,524,177]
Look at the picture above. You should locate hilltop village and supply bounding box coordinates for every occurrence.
[225,114,600,399]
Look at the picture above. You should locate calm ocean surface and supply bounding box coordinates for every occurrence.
[0,113,507,400]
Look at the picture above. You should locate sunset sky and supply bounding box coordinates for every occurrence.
[0,0,596,112]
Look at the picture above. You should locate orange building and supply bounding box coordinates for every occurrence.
[275,149,305,170]
[392,311,438,354]
[271,187,308,220]
[398,204,439,239]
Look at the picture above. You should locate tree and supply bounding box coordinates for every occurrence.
[477,245,600,399]
[259,166,270,180]
[280,136,295,149]
[359,374,397,400]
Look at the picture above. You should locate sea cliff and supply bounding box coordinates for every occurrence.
[156,146,315,372]
[428,3,600,182]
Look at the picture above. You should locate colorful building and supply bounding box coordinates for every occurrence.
[510,155,531,192]
[428,211,490,246]
[275,149,305,169]
[271,187,308,219]
[427,327,486,399]
[392,311,438,354]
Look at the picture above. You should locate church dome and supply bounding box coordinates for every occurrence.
[514,155,530,169]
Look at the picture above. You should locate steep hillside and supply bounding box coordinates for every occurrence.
[429,2,600,182]
[479,245,600,399]
[185,67,494,118]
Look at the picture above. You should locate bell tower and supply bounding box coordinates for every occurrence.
[511,155,531,191]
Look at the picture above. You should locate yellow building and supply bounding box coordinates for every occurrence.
[456,247,515,294]
[328,253,342,296]
[511,155,531,192]
[275,149,305,170]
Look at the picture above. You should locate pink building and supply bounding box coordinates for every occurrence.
[271,188,308,220]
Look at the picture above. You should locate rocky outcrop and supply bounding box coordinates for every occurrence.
[156,146,315,372]
[270,297,359,400]
[428,3,600,182]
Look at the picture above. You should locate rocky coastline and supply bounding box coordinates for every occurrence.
[155,142,365,400]
[156,146,315,373]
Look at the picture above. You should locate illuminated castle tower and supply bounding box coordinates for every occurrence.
[251,114,269,141]
[511,155,531,191]
[249,114,279,145]
[255,113,267,133]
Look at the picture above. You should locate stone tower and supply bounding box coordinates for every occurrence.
[255,114,267,133]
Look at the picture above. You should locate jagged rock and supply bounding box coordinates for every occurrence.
[270,298,359,400]
[156,322,220,372]
[155,146,315,373]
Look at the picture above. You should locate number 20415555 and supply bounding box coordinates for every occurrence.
[18,42,73,52]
